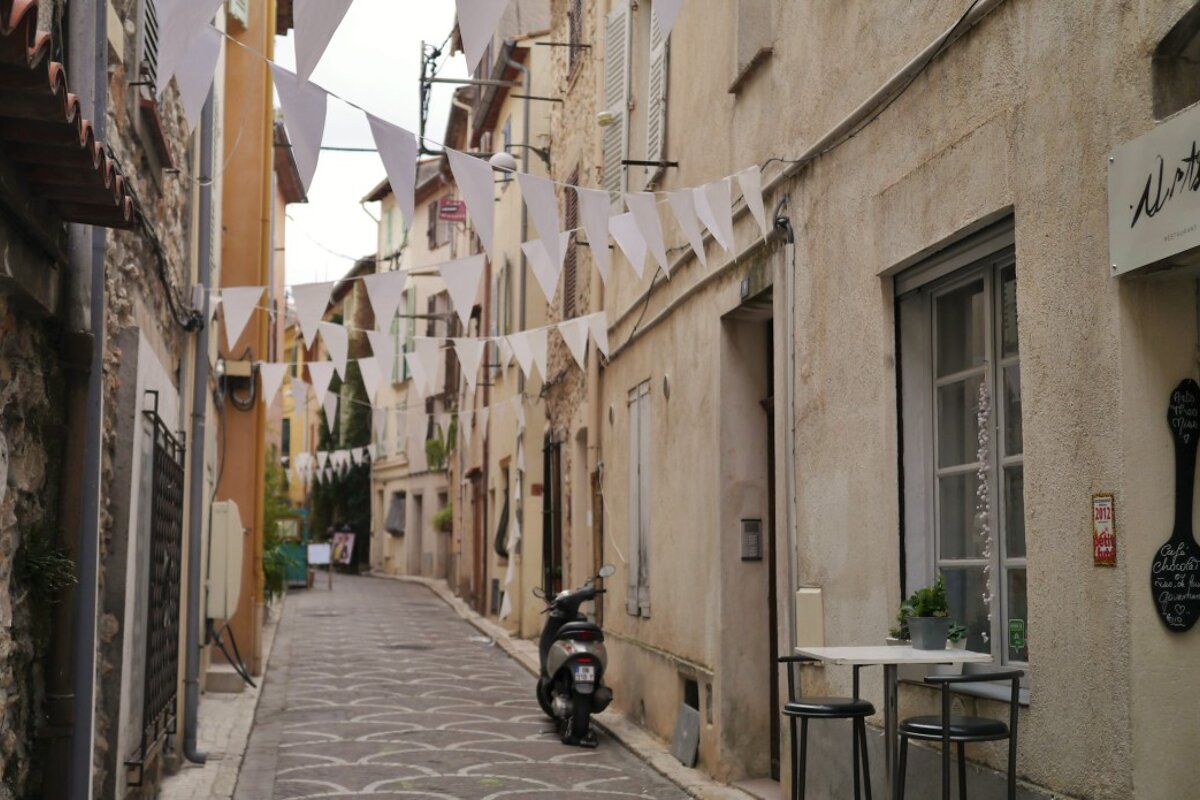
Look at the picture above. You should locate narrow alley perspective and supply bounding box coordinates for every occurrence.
[231,577,689,800]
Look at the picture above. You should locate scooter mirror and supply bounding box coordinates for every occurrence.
[532,586,546,599]
[597,564,616,579]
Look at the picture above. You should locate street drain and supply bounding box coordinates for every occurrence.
[382,643,434,651]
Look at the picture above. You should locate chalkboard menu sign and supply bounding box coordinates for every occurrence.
[1152,379,1200,632]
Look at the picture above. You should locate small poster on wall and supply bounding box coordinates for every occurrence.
[1092,494,1116,566]
[332,533,356,566]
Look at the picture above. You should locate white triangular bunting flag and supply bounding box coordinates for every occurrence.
[306,362,336,405]
[292,377,309,408]
[446,150,496,257]
[523,231,572,304]
[507,332,536,381]
[654,0,686,39]
[361,269,408,331]
[357,356,383,403]
[405,353,428,398]
[292,282,333,345]
[175,25,223,131]
[366,330,396,380]
[527,327,549,381]
[516,430,526,469]
[455,0,511,75]
[322,392,339,433]
[453,338,487,393]
[696,177,735,253]
[518,173,562,265]
[317,451,329,469]
[588,313,610,358]
[367,443,377,460]
[737,165,769,240]
[558,318,589,371]
[258,362,287,407]
[513,394,526,430]
[610,212,648,279]
[414,338,441,396]
[269,64,328,193]
[155,0,225,96]
[625,192,669,274]
[497,336,514,370]
[318,322,349,379]
[367,115,419,230]
[575,186,612,284]
[438,254,487,328]
[293,0,356,81]
[220,286,264,350]
[668,189,707,269]
[324,466,333,483]
[351,447,363,466]
[372,405,387,441]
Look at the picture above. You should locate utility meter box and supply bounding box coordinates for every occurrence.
[208,500,246,620]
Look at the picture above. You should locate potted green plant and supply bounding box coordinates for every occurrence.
[903,574,950,650]
[946,622,968,650]
[432,501,453,533]
[887,604,911,646]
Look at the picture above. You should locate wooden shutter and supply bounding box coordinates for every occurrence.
[602,3,631,206]
[140,0,161,91]
[645,5,669,189]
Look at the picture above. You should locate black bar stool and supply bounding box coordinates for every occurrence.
[895,665,1024,800]
[778,655,874,800]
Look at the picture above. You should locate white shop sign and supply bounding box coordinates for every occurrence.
[1108,102,1200,276]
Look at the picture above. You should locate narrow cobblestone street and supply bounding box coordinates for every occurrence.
[233,575,690,799]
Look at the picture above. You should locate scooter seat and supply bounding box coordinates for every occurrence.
[557,621,604,642]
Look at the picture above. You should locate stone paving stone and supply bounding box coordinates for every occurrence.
[236,575,690,799]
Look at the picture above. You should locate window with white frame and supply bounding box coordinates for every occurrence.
[897,220,1027,666]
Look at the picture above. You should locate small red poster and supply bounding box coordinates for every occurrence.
[438,198,467,222]
[1092,493,1116,566]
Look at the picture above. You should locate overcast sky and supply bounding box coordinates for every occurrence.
[273,1,464,287]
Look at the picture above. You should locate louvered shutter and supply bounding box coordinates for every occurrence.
[140,0,161,92]
[644,6,669,189]
[602,3,631,207]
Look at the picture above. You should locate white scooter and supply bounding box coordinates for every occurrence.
[534,565,616,747]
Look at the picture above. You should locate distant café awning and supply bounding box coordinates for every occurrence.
[0,0,135,229]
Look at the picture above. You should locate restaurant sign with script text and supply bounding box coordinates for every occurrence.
[1108,102,1200,276]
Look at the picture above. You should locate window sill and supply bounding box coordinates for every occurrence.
[900,677,1030,707]
[728,47,773,95]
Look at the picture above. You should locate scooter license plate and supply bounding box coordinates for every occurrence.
[573,664,596,683]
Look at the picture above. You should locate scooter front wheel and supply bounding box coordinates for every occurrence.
[535,677,555,719]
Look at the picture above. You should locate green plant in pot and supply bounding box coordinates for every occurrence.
[946,622,968,650]
[902,574,950,650]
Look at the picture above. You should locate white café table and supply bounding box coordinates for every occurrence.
[794,645,992,800]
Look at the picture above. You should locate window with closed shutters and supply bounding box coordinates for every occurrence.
[563,169,580,319]
[644,3,669,189]
[602,3,631,206]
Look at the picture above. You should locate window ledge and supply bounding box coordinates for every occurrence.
[728,47,773,95]
[901,677,1030,707]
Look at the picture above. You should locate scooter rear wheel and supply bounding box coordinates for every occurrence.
[535,677,555,719]
[564,694,596,747]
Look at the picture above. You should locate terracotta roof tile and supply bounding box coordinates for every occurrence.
[0,0,135,229]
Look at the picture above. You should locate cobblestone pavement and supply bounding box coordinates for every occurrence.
[235,574,690,800]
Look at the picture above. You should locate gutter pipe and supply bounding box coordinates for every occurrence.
[506,46,531,380]
[182,88,216,765]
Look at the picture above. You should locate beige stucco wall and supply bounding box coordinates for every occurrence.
[588,0,1200,796]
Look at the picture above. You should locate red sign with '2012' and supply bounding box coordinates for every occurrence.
[1093,493,1117,566]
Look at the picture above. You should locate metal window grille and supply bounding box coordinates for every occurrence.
[126,395,185,786]
[563,169,580,318]
[568,0,584,77]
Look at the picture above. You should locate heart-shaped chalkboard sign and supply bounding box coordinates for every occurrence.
[1152,379,1200,632]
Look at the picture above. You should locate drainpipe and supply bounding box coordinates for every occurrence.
[506,46,531,379]
[182,88,216,765]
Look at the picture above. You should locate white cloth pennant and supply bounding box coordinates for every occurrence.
[459,410,474,431]
[446,150,496,257]
[507,332,536,382]
[477,406,490,435]
[292,282,334,345]
[367,114,419,230]
[372,405,387,442]
[322,393,339,433]
[269,64,328,193]
[696,177,735,253]
[324,466,333,484]
[258,362,287,408]
[497,336,514,370]
[175,25,223,131]
[317,451,329,469]
[351,447,363,467]
[306,362,336,405]
[517,173,562,265]
[528,327,549,381]
[523,231,572,304]
[516,431,526,471]
[654,0,686,39]
[575,187,612,284]
[319,322,349,379]
[625,192,670,274]
[220,286,263,350]
[357,356,383,403]
[438,254,487,328]
[294,0,356,81]
[513,394,526,431]
[610,212,648,279]
[499,588,513,620]
[588,313,610,358]
[453,338,487,393]
[737,165,769,240]
[558,318,590,371]
[414,338,442,397]
[668,189,708,269]
[366,330,396,379]
[404,353,428,398]
[291,377,309,409]
[155,0,224,96]
[455,0,511,75]
[367,443,377,460]
[361,268,408,331]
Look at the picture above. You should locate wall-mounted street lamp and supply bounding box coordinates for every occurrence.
[488,142,552,172]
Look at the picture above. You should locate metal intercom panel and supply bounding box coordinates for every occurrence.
[741,519,763,561]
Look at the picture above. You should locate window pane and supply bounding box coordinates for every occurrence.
[1003,364,1023,456]
[936,280,986,377]
[938,374,983,468]
[938,473,985,559]
[943,566,991,652]
[1007,568,1028,662]
[1000,264,1019,358]
[1004,465,1026,559]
